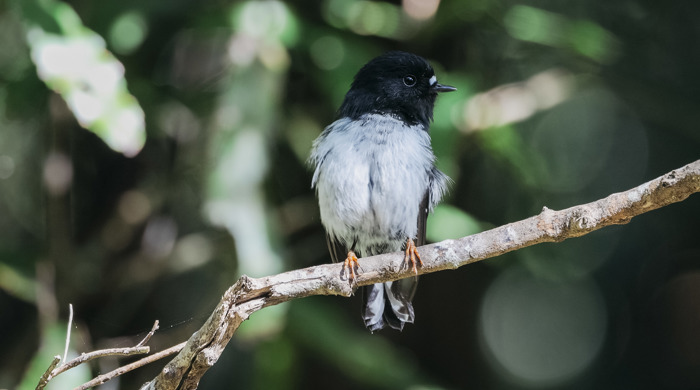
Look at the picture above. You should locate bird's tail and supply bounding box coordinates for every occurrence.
[363,279,418,332]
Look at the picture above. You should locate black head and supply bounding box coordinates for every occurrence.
[337,51,455,127]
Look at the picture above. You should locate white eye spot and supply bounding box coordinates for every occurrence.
[429,75,437,86]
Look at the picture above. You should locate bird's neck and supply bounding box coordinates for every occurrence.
[338,91,433,129]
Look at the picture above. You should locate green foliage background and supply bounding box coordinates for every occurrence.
[1,0,699,389]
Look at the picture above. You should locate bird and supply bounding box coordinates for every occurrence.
[309,51,454,332]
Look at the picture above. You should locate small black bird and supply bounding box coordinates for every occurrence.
[309,51,454,331]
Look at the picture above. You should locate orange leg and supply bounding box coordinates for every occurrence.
[404,238,424,275]
[343,250,360,281]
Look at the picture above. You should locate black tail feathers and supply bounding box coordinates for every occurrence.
[362,278,418,332]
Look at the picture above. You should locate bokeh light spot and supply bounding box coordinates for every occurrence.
[118,190,152,225]
[480,266,606,387]
[259,41,291,71]
[348,1,386,36]
[402,0,440,21]
[157,101,201,143]
[109,11,148,55]
[322,0,350,28]
[426,204,482,242]
[170,234,214,272]
[310,35,345,70]
[323,0,407,39]
[530,87,617,192]
[504,5,564,46]
[463,68,573,131]
[141,216,178,259]
[234,0,298,45]
[43,152,73,196]
[228,33,258,66]
[504,5,618,64]
[568,20,619,63]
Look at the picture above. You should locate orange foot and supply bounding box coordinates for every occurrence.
[343,250,360,281]
[404,238,424,275]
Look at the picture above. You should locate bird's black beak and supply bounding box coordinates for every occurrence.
[433,83,457,93]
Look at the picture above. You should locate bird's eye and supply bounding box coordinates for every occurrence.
[403,75,417,86]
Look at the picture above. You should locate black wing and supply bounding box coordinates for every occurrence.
[416,191,429,247]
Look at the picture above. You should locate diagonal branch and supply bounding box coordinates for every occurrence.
[141,159,700,389]
[74,342,185,390]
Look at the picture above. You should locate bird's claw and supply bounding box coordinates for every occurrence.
[404,238,423,275]
[343,251,360,282]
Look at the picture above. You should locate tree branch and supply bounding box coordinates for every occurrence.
[36,320,160,390]
[139,159,700,389]
[74,342,185,390]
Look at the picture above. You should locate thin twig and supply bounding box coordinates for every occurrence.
[36,320,162,389]
[51,346,151,378]
[63,303,73,362]
[35,355,60,390]
[137,320,160,347]
[75,342,186,390]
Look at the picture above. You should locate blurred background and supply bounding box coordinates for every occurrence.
[1,0,700,389]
